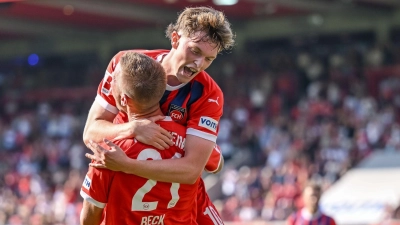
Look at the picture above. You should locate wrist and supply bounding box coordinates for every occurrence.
[121,157,136,174]
[119,121,136,139]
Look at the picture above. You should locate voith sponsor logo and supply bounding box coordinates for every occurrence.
[82,175,91,190]
[199,116,218,133]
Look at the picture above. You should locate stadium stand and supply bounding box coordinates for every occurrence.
[1,31,400,224]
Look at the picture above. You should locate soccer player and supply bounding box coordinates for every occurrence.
[83,6,234,225]
[81,52,200,225]
[286,182,337,225]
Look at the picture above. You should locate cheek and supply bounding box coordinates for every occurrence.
[200,62,212,71]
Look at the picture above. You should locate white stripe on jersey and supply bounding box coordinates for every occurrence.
[80,190,106,208]
[95,95,119,114]
[186,128,217,142]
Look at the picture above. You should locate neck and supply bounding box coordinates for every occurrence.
[301,207,321,220]
[306,207,318,215]
[167,75,181,86]
[126,106,163,121]
[161,51,182,86]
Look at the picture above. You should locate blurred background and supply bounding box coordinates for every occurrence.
[1,0,400,224]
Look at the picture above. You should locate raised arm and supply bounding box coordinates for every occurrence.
[83,50,173,150]
[83,101,130,145]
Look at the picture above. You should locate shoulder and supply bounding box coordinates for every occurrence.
[133,49,169,60]
[193,71,223,97]
[156,117,186,134]
[111,49,169,62]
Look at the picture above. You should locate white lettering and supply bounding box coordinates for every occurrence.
[158,214,165,225]
[170,132,185,150]
[141,216,147,225]
[170,112,182,120]
[82,175,91,190]
[140,214,165,225]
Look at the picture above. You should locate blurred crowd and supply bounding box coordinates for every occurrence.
[212,34,400,222]
[1,32,400,224]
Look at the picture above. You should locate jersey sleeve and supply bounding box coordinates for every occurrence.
[186,81,224,143]
[95,51,127,115]
[204,145,222,173]
[80,166,115,209]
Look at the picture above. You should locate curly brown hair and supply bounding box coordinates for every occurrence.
[165,6,235,52]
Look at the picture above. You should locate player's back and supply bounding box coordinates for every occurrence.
[103,118,199,225]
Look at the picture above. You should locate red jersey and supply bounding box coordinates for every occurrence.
[97,49,223,171]
[97,49,223,143]
[95,49,224,225]
[80,118,198,225]
[287,209,337,225]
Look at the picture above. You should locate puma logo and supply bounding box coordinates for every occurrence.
[208,97,219,106]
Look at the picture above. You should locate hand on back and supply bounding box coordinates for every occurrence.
[130,115,174,150]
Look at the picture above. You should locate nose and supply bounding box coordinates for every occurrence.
[194,57,205,69]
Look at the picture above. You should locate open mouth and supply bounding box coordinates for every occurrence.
[183,66,197,77]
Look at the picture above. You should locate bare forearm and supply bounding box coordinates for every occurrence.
[123,157,202,184]
[82,102,133,146]
[122,135,214,184]
[84,120,131,144]
[80,201,103,225]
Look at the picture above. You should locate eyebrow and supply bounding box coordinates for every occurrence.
[193,46,217,59]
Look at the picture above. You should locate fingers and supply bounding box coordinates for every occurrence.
[152,142,166,151]
[103,139,122,151]
[159,127,174,141]
[88,140,107,154]
[85,153,106,168]
[158,134,174,148]
[89,163,107,169]
[85,153,97,161]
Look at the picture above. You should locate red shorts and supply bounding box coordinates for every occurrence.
[196,179,224,225]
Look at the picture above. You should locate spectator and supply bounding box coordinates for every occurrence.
[286,182,336,225]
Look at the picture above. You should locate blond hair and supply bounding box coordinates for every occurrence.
[119,52,166,108]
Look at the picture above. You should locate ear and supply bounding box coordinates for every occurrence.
[171,31,180,49]
[121,94,128,107]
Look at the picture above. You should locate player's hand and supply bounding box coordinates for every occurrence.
[132,115,174,150]
[85,139,128,172]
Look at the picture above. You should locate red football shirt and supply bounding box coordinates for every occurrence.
[96,50,223,142]
[81,118,198,225]
[96,49,223,171]
[95,49,225,224]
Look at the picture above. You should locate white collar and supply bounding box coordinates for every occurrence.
[156,53,189,91]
